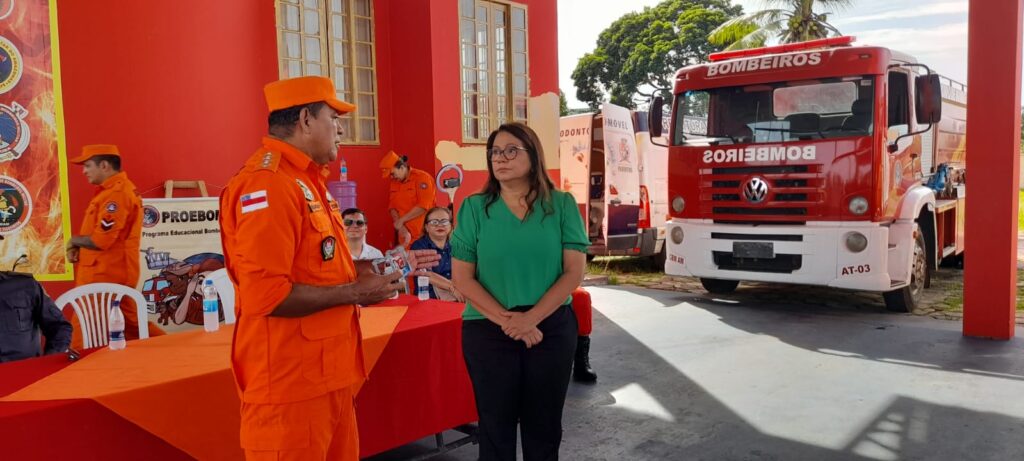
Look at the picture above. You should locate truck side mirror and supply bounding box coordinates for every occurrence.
[915,74,942,124]
[649,96,664,138]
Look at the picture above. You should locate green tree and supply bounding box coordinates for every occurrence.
[559,89,569,116]
[571,0,744,110]
[709,0,852,50]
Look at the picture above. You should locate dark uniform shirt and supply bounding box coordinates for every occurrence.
[410,235,452,299]
[0,271,72,363]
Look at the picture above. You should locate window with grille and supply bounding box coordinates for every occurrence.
[276,0,379,144]
[459,0,529,143]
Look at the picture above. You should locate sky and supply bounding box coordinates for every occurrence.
[557,0,972,108]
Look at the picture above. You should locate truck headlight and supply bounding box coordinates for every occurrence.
[672,196,685,213]
[670,226,684,244]
[848,196,868,215]
[845,231,868,253]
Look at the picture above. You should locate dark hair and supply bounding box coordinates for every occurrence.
[479,122,555,220]
[90,154,121,171]
[422,206,454,234]
[341,207,364,219]
[268,101,328,137]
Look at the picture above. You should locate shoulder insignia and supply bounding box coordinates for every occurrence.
[104,201,118,213]
[419,182,428,190]
[255,151,281,171]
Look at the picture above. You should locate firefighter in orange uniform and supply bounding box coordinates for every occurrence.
[220,76,439,460]
[379,151,436,246]
[66,144,165,348]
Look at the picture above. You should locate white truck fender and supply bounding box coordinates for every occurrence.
[895,185,936,222]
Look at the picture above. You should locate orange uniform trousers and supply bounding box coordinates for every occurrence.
[240,385,358,461]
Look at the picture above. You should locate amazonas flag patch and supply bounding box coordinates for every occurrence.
[241,190,269,213]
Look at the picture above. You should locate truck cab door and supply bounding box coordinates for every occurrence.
[600,104,642,249]
[559,113,594,229]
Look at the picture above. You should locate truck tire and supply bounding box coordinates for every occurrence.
[883,231,929,313]
[701,278,739,294]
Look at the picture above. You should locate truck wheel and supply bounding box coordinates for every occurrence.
[700,278,739,294]
[883,231,929,313]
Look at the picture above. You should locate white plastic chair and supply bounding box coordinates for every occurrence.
[55,283,149,348]
[204,268,236,325]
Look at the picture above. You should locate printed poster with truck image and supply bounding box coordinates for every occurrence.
[136,197,226,333]
[600,104,641,241]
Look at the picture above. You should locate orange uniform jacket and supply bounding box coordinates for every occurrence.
[220,137,365,405]
[388,168,436,241]
[75,171,142,286]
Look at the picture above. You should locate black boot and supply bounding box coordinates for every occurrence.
[573,336,597,383]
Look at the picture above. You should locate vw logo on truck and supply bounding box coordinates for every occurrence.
[742,177,769,204]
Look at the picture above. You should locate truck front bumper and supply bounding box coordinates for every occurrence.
[665,219,893,292]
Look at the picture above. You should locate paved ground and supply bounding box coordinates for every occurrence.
[369,286,1024,461]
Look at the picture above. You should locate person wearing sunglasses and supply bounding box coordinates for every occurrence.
[341,208,384,261]
[409,207,463,302]
[451,122,588,461]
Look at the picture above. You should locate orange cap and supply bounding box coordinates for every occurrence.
[70,144,120,164]
[264,76,356,114]
[379,151,402,178]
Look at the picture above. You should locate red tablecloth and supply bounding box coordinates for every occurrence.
[0,296,477,459]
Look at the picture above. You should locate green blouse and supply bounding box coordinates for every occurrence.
[451,189,589,320]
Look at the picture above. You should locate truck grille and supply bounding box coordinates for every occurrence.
[700,164,824,222]
[712,251,803,273]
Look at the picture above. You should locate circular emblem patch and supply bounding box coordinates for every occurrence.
[142,205,161,228]
[0,1,14,21]
[0,36,23,95]
[0,175,31,235]
[0,101,28,163]
[105,200,118,213]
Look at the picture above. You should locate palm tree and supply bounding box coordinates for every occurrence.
[708,0,853,51]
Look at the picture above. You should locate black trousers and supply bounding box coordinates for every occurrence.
[462,305,578,461]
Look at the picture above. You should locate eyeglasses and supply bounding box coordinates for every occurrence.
[488,145,528,161]
[426,218,451,226]
[343,219,366,227]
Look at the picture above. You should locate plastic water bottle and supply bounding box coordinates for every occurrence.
[340,158,348,181]
[202,279,220,332]
[417,276,430,301]
[108,300,126,350]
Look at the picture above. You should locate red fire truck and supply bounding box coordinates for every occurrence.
[649,36,966,312]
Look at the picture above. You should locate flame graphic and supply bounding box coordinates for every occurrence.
[0,0,71,278]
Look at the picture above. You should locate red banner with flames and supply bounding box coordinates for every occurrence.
[0,0,71,280]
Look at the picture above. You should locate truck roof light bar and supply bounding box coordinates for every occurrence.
[709,36,856,62]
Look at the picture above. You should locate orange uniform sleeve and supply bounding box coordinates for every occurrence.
[414,170,436,210]
[89,190,132,250]
[221,172,301,318]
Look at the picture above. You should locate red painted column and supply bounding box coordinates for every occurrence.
[963,0,1023,339]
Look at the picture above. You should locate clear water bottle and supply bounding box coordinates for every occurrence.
[340,158,348,181]
[417,275,430,301]
[108,300,126,350]
[202,279,220,332]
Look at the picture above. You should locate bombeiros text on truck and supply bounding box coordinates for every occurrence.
[648,36,966,312]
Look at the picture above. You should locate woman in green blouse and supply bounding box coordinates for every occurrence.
[451,122,589,461]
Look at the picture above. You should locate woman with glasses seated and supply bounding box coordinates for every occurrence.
[410,206,463,302]
[341,208,384,261]
[451,122,588,461]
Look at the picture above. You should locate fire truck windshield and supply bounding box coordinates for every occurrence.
[672,76,875,146]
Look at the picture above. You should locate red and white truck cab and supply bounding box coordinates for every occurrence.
[650,36,966,312]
